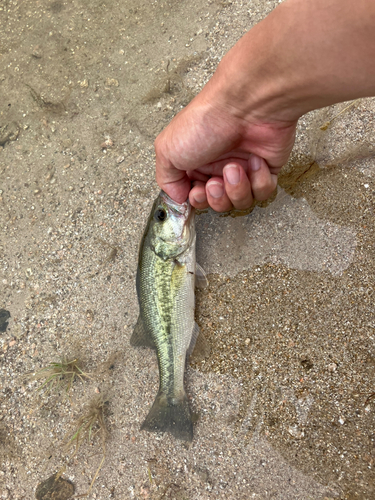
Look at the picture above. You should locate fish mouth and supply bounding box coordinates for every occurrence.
[160,191,194,226]
[160,191,191,218]
[159,191,195,248]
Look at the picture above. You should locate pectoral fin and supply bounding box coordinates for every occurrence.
[195,263,208,288]
[130,315,156,349]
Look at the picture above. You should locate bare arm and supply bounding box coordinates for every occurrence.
[221,0,375,121]
[155,0,375,211]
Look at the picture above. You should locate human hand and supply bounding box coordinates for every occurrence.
[155,86,298,212]
[155,0,375,212]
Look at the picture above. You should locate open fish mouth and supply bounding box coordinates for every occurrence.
[160,191,192,218]
[159,191,195,246]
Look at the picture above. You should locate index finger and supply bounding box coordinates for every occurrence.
[155,159,191,204]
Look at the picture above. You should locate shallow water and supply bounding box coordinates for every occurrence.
[196,186,357,277]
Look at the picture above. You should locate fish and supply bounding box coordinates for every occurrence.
[131,190,199,442]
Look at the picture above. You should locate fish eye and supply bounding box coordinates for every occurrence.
[154,208,167,222]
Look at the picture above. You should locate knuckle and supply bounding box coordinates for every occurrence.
[228,188,248,203]
[210,199,232,213]
[226,182,251,203]
[254,184,276,201]
[232,194,253,210]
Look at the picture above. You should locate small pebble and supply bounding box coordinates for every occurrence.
[288,425,304,439]
[105,78,119,87]
[101,138,113,149]
[328,363,337,372]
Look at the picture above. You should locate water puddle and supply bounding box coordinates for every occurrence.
[196,187,357,277]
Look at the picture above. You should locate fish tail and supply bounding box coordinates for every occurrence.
[141,390,193,442]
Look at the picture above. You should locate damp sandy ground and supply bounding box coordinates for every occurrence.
[1,1,375,499]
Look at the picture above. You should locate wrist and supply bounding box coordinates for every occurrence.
[203,0,375,126]
[204,7,306,125]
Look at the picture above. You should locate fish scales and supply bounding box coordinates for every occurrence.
[131,190,197,441]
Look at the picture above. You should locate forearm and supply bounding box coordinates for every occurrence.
[204,0,375,122]
[155,0,375,209]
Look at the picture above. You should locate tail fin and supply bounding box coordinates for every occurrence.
[141,391,193,442]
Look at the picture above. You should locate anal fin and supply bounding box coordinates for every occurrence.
[188,324,211,363]
[130,315,156,349]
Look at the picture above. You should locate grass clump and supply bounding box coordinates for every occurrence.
[32,360,109,495]
[34,357,91,396]
[64,394,108,496]
[65,394,108,455]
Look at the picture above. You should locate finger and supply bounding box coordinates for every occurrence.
[194,157,249,177]
[223,162,254,210]
[155,137,191,204]
[190,181,209,209]
[248,154,278,201]
[156,172,192,203]
[187,170,210,183]
[206,177,233,212]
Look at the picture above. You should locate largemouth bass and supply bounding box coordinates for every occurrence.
[131,190,199,441]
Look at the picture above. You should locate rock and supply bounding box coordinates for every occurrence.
[0,122,20,146]
[288,425,305,439]
[0,309,10,332]
[35,474,74,500]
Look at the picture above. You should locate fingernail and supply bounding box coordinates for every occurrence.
[207,181,224,199]
[250,154,262,172]
[193,192,207,204]
[224,164,240,185]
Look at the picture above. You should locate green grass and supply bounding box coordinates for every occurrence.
[33,357,91,397]
[65,394,108,454]
[64,394,108,496]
